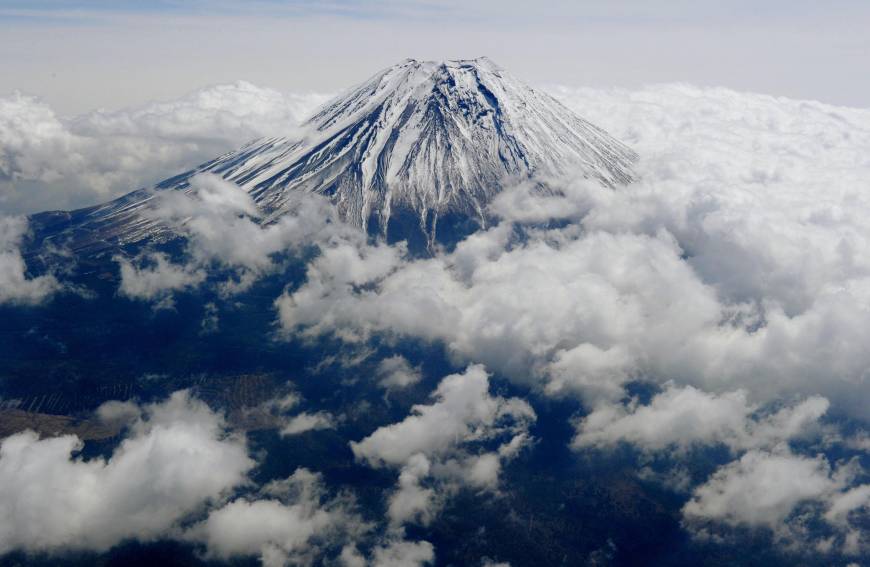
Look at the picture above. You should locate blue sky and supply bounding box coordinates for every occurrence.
[2,1,869,113]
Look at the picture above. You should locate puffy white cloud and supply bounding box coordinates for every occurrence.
[280,412,336,436]
[234,392,337,438]
[115,251,206,304]
[352,365,535,530]
[268,83,870,556]
[0,84,329,214]
[387,454,436,526]
[187,468,362,567]
[682,448,868,554]
[376,355,422,390]
[352,365,535,469]
[0,391,254,554]
[0,215,59,305]
[118,172,345,300]
[573,384,829,453]
[277,226,723,405]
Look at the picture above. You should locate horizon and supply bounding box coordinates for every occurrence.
[2,0,870,115]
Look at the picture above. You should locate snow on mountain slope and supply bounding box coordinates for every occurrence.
[29,57,637,252]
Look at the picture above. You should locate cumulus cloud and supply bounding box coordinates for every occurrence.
[0,391,253,554]
[117,172,345,300]
[352,365,535,469]
[352,365,535,529]
[277,225,722,406]
[115,251,206,304]
[0,215,59,305]
[682,448,868,554]
[573,384,829,453]
[280,412,336,436]
[0,84,329,214]
[376,355,422,391]
[187,468,363,567]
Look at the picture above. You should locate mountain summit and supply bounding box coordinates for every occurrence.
[31,58,637,252]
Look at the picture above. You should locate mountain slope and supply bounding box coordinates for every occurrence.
[29,57,637,253]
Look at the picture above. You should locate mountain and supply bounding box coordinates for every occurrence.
[29,57,637,253]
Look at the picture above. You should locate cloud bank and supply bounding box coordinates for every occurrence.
[276,83,870,417]
[267,83,870,556]
[0,83,329,214]
[4,79,870,561]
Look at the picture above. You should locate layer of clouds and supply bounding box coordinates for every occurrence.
[6,77,870,560]
[0,83,329,214]
[0,215,59,305]
[0,391,254,554]
[268,83,870,555]
[276,83,870,417]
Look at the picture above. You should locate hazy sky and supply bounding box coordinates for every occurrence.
[2,0,870,115]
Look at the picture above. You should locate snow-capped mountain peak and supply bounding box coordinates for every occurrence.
[30,57,637,252]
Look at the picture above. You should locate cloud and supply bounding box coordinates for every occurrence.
[0,215,59,305]
[153,174,341,274]
[0,391,254,554]
[0,84,329,214]
[187,468,363,567]
[370,539,435,567]
[276,83,870,417]
[115,252,206,304]
[573,384,829,453]
[376,355,422,390]
[682,448,868,554]
[280,412,335,436]
[351,365,535,529]
[276,226,722,406]
[351,365,535,469]
[117,172,346,300]
[267,83,870,556]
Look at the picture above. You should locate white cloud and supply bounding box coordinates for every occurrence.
[115,251,206,303]
[351,365,535,469]
[387,454,436,526]
[280,412,335,437]
[187,468,362,567]
[0,84,329,214]
[0,391,254,554]
[117,173,346,300]
[276,83,870,417]
[276,227,722,406]
[573,384,829,453]
[0,215,59,305]
[682,448,867,554]
[351,365,535,530]
[376,355,422,390]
